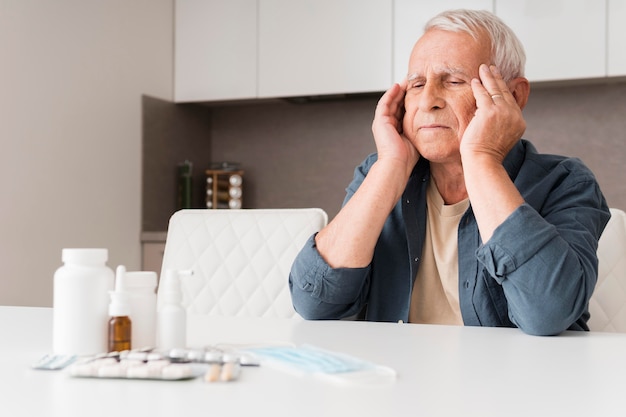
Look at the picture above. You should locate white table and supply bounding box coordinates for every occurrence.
[2,306,626,417]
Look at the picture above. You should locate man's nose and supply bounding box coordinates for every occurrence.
[418,82,445,110]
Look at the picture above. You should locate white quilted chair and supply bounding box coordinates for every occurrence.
[158,208,327,319]
[588,208,626,332]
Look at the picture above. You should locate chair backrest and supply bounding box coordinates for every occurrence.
[588,208,626,332]
[158,208,327,319]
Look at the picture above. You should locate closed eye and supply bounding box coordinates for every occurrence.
[406,73,425,90]
[408,81,425,90]
[445,77,465,86]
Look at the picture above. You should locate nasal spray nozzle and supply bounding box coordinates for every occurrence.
[109,266,131,316]
[160,269,193,304]
[157,269,194,351]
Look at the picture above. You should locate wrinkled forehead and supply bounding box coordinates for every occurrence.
[407,29,490,77]
[407,65,471,80]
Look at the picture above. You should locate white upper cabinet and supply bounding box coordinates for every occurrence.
[608,0,626,76]
[174,1,621,102]
[393,0,494,83]
[495,0,606,82]
[257,0,392,98]
[174,0,257,102]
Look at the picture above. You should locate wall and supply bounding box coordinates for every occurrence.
[209,81,626,219]
[523,81,626,212]
[0,1,173,307]
[142,95,379,230]
[142,96,213,232]
[210,97,378,220]
[144,80,626,229]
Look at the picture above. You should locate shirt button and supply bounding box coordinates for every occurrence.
[465,281,470,289]
[414,257,419,262]
[406,199,410,204]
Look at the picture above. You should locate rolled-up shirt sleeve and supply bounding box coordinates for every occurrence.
[477,195,608,335]
[289,234,370,319]
[477,204,560,282]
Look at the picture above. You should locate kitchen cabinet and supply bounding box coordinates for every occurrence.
[393,0,494,83]
[175,0,621,103]
[608,0,626,76]
[174,0,257,102]
[495,0,606,82]
[257,0,392,98]
[175,0,391,101]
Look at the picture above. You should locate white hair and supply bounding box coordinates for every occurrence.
[425,9,526,82]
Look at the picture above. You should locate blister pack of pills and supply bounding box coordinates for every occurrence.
[62,348,249,382]
[67,355,203,380]
[34,347,254,382]
[163,348,246,382]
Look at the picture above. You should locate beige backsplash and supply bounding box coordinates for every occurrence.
[143,80,626,232]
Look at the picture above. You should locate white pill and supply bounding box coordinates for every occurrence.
[161,364,192,380]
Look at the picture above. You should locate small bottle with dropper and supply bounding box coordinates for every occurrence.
[108,265,132,352]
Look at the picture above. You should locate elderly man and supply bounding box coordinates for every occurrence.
[289,9,610,336]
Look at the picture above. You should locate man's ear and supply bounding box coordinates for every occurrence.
[509,77,530,110]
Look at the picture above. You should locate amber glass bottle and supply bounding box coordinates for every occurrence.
[108,268,133,353]
[108,315,132,352]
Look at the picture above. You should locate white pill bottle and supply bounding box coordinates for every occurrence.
[120,269,158,349]
[53,248,114,355]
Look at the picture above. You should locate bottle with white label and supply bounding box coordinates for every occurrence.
[53,248,115,355]
[116,267,158,349]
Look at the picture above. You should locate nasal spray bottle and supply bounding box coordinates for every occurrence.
[108,266,132,352]
[157,269,193,351]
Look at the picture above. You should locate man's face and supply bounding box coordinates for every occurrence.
[402,29,492,164]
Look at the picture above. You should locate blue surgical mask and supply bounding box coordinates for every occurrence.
[247,344,396,384]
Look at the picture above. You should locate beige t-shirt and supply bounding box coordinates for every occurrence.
[409,180,469,325]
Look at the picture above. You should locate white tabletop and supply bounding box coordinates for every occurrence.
[2,306,626,417]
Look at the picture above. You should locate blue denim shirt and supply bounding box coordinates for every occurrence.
[289,140,611,335]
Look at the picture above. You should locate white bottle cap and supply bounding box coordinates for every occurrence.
[62,248,108,265]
